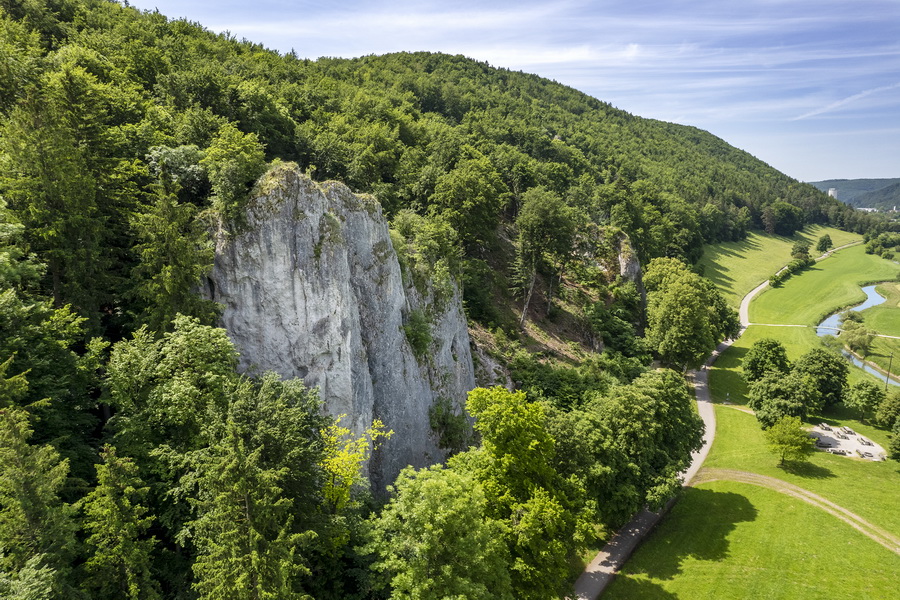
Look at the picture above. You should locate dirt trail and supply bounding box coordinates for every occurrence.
[693,468,900,555]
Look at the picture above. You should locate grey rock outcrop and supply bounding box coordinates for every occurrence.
[615,232,642,287]
[206,164,475,489]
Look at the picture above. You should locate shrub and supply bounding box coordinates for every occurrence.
[403,309,432,358]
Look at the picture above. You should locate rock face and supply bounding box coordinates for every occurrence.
[206,165,475,489]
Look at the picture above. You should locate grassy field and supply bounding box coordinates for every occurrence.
[604,480,900,600]
[863,282,900,336]
[705,406,900,536]
[709,245,898,404]
[698,226,861,309]
[603,236,900,600]
[749,244,897,325]
[708,324,880,409]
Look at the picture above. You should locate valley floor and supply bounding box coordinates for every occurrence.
[583,229,900,599]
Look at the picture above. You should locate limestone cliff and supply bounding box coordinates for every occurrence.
[205,164,475,489]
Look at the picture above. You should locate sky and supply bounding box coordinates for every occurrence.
[127,0,900,182]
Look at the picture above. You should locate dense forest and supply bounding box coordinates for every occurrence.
[0,1,891,599]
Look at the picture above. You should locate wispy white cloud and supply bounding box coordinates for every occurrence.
[793,82,900,120]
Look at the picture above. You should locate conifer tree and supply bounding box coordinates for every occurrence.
[130,174,218,333]
[80,445,160,600]
[190,420,308,600]
[0,88,103,313]
[0,555,56,600]
[0,406,75,595]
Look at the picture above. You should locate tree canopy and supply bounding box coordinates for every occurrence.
[644,258,739,369]
[747,372,819,429]
[743,338,791,383]
[0,0,893,596]
[764,416,815,466]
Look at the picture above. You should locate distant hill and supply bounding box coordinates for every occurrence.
[856,182,900,210]
[809,178,900,206]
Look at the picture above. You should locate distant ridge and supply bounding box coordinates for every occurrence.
[855,181,900,210]
[809,178,900,207]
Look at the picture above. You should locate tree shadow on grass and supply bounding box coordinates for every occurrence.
[709,348,749,404]
[779,460,835,479]
[603,574,678,599]
[621,488,757,581]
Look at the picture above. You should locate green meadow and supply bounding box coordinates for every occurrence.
[749,244,897,326]
[705,406,900,536]
[604,479,900,600]
[710,244,898,405]
[698,226,861,309]
[605,234,900,599]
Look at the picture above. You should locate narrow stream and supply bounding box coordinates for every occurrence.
[815,284,899,386]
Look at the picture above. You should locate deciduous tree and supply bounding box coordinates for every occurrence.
[876,390,900,429]
[515,186,576,321]
[450,387,589,600]
[644,258,738,370]
[845,380,885,423]
[742,338,791,383]
[764,416,814,465]
[200,122,267,221]
[792,348,848,410]
[748,372,819,428]
[569,369,704,525]
[429,154,509,250]
[367,465,512,600]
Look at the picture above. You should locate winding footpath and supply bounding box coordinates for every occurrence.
[571,238,895,600]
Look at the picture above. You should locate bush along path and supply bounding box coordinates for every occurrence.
[571,317,736,598]
[571,238,866,600]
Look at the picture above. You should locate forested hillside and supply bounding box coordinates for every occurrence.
[856,182,900,211]
[0,1,889,599]
[810,178,900,207]
[0,0,883,331]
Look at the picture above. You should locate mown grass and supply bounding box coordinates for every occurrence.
[708,324,826,406]
[708,326,886,408]
[749,244,897,325]
[704,241,900,534]
[699,226,861,309]
[705,406,900,536]
[604,480,900,600]
[708,244,898,407]
[864,282,900,336]
[860,282,900,375]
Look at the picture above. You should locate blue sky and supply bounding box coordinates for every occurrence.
[128,0,900,182]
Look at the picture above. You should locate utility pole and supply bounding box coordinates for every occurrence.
[886,352,894,393]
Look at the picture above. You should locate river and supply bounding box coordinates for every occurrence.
[815,284,899,386]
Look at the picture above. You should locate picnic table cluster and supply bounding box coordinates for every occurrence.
[810,423,882,460]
